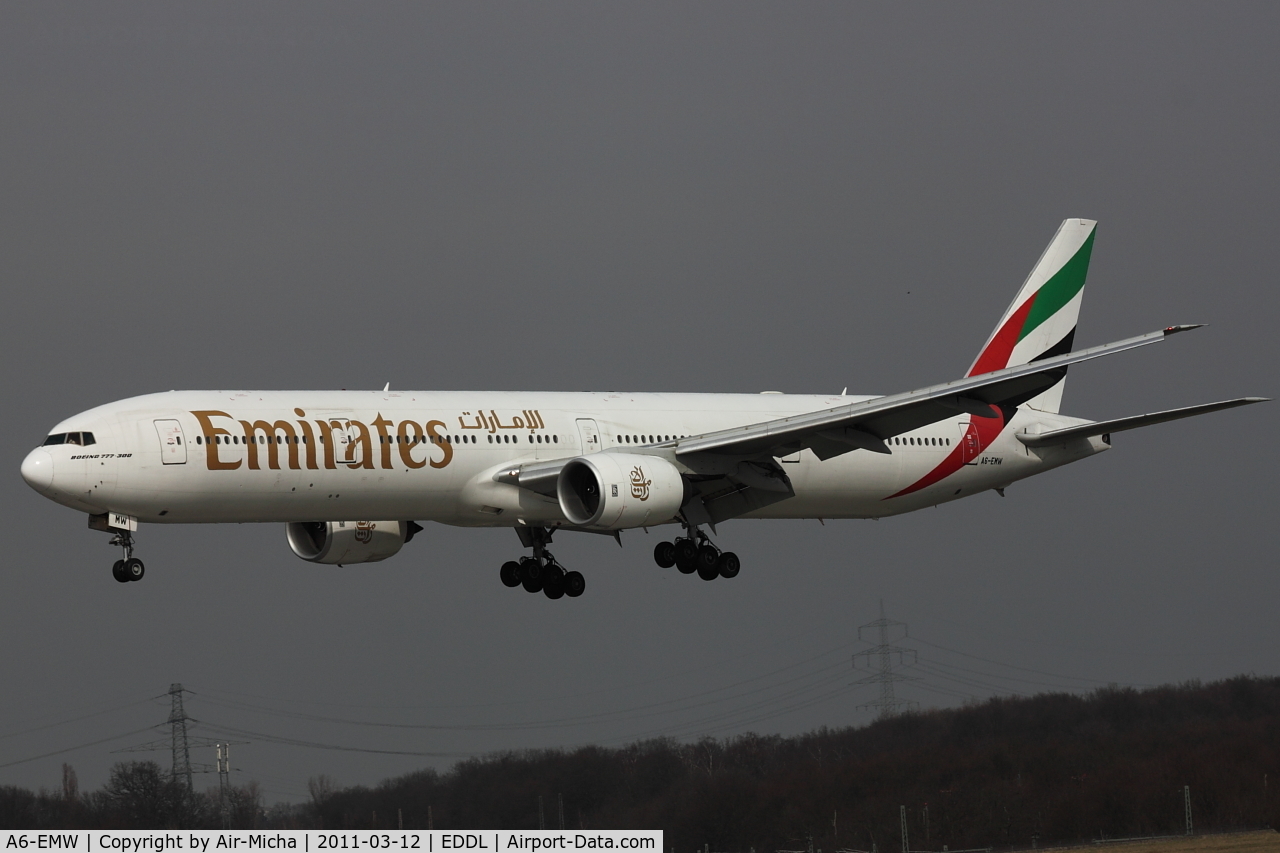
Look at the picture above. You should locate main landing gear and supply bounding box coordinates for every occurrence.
[653,523,740,581]
[500,527,585,600]
[109,530,145,583]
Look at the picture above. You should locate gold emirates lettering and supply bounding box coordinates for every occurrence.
[189,410,452,471]
[629,465,652,501]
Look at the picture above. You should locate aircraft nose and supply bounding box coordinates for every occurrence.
[21,448,54,494]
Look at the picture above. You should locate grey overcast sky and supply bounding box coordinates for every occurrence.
[2,2,1277,804]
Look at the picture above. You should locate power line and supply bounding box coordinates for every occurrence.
[191,648,856,734]
[198,622,838,715]
[0,699,153,742]
[912,663,1032,698]
[0,615,1151,792]
[609,670,852,743]
[922,658,1106,691]
[196,722,473,758]
[0,726,157,770]
[910,636,1152,687]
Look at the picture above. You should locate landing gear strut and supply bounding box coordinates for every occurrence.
[108,530,144,583]
[500,527,585,600]
[653,521,739,581]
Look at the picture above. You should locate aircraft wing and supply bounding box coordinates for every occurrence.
[1016,397,1268,448]
[496,326,1203,503]
[674,326,1199,463]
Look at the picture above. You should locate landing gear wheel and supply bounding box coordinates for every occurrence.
[674,539,698,574]
[108,530,140,583]
[520,557,544,593]
[519,557,542,581]
[653,541,676,569]
[697,544,720,572]
[717,551,741,579]
[563,571,586,598]
[696,561,719,581]
[500,561,522,588]
[123,557,145,582]
[542,564,567,599]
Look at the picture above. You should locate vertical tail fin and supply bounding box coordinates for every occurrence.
[967,218,1097,413]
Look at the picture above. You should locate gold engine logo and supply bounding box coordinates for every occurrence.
[354,521,376,544]
[629,466,652,501]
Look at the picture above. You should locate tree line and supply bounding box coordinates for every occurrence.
[3,676,1278,847]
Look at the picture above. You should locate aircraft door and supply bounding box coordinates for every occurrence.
[958,421,981,465]
[154,419,187,464]
[329,419,358,466]
[575,419,602,454]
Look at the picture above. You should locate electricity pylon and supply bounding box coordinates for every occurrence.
[852,601,919,719]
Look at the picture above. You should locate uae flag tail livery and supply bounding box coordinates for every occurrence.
[19,218,1267,597]
[967,218,1097,413]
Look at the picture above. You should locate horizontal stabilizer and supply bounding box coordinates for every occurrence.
[1016,397,1269,448]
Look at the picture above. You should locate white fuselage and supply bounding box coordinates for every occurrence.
[25,389,1107,529]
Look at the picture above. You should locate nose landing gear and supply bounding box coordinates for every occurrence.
[500,527,585,600]
[108,531,144,583]
[653,523,739,581]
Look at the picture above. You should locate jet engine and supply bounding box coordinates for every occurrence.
[557,454,685,530]
[286,520,414,565]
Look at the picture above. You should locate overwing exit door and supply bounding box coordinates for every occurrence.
[154,419,187,464]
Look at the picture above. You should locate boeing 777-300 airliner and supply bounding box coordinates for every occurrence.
[21,220,1267,598]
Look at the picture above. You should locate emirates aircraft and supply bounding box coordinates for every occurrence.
[21,220,1266,598]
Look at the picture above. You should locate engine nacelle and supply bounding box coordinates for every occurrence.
[286,520,407,565]
[557,454,685,530]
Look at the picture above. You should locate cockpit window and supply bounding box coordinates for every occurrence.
[42,432,95,447]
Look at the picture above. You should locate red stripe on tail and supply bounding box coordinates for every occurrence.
[968,294,1037,377]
